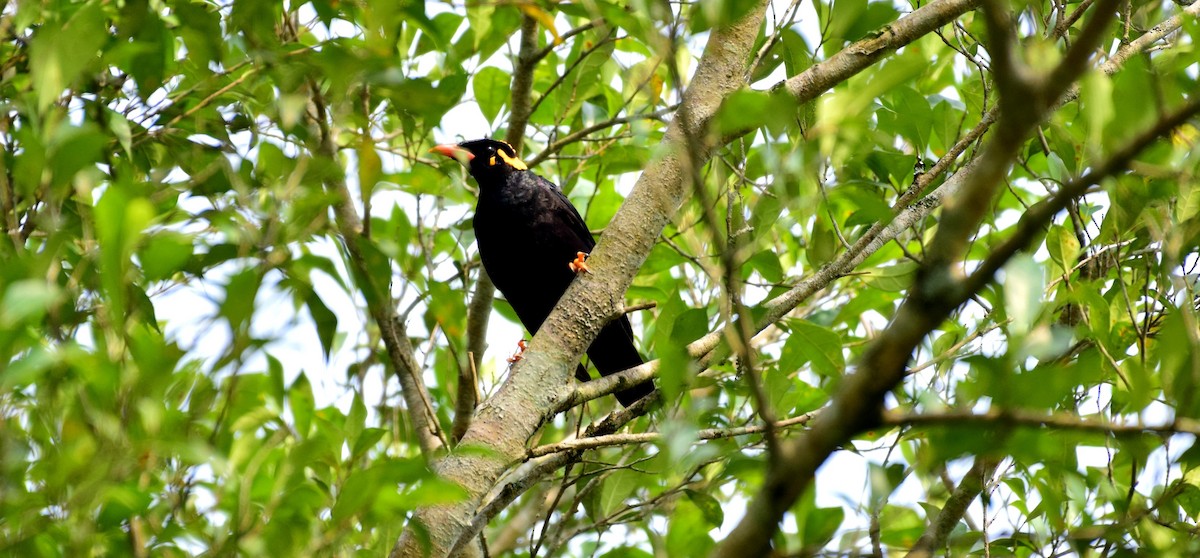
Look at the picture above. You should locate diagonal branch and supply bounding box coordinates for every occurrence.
[961,97,1200,296]
[775,0,984,105]
[905,456,1002,558]
[562,0,1194,411]
[526,105,677,166]
[308,87,445,456]
[390,5,771,556]
[712,2,1172,552]
[453,15,543,445]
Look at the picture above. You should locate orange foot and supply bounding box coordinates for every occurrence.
[568,251,591,274]
[506,339,529,364]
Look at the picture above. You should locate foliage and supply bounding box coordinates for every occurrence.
[0,0,1198,556]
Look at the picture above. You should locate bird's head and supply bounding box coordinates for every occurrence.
[431,139,528,182]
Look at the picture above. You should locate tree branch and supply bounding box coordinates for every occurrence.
[563,0,1194,416]
[526,105,677,167]
[390,5,770,556]
[712,1,1156,553]
[961,96,1200,296]
[775,0,984,104]
[307,87,445,456]
[505,16,539,153]
[527,413,816,458]
[886,409,1200,437]
[905,456,1001,558]
[452,15,542,447]
[452,393,661,557]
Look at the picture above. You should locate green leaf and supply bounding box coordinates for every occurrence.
[807,208,840,267]
[863,261,918,292]
[352,428,387,461]
[174,0,222,65]
[426,280,467,338]
[404,477,469,507]
[685,488,724,527]
[780,320,844,377]
[95,185,154,320]
[1080,70,1114,153]
[472,66,509,123]
[139,232,194,282]
[670,308,709,345]
[219,268,263,334]
[596,469,641,518]
[715,89,799,136]
[1160,310,1200,418]
[290,374,315,438]
[96,484,153,530]
[331,466,377,522]
[886,87,933,150]
[793,487,846,550]
[29,2,106,111]
[803,505,844,548]
[1046,225,1080,276]
[48,124,105,192]
[747,250,784,283]
[1003,254,1045,336]
[666,497,715,555]
[230,407,276,433]
[305,291,338,361]
[0,280,63,327]
[346,394,366,446]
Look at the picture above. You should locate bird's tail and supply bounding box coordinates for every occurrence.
[586,316,654,407]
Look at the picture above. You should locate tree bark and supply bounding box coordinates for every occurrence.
[389,5,769,556]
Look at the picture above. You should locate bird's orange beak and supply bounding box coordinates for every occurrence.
[430,144,474,164]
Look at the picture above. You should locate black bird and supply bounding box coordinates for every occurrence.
[432,138,653,406]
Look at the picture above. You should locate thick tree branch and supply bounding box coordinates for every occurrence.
[390,6,770,556]
[453,275,491,443]
[506,16,539,152]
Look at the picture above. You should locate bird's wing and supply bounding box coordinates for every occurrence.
[534,173,596,251]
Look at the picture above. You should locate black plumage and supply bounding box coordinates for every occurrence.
[433,138,653,406]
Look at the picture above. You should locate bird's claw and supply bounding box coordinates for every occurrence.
[506,339,529,364]
[568,251,591,274]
